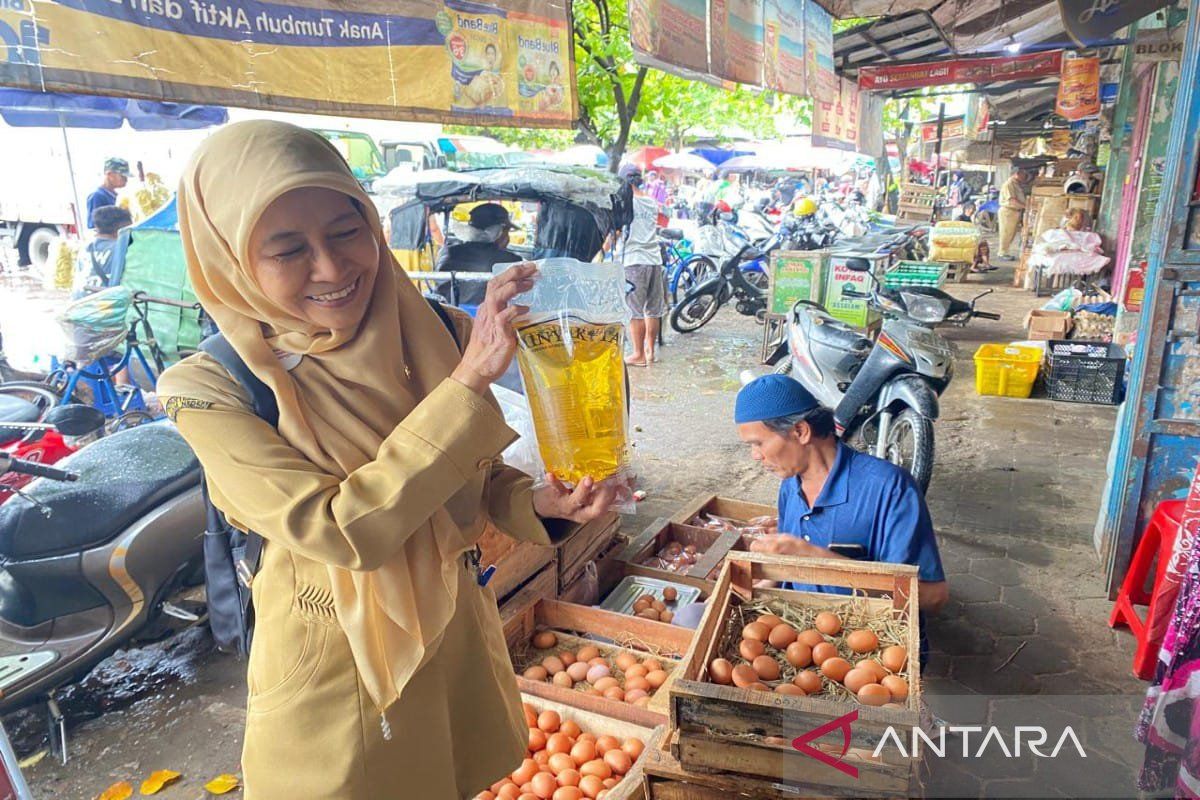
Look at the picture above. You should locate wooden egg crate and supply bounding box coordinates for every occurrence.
[667,552,922,796]
[641,732,823,799]
[618,517,745,584]
[669,493,777,548]
[546,512,623,594]
[504,595,696,728]
[478,520,556,605]
[514,693,663,800]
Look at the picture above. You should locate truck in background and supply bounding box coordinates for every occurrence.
[0,196,75,274]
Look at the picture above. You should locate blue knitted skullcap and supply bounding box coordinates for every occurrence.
[735,374,819,424]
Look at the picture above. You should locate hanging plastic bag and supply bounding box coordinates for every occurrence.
[56,286,131,363]
[499,258,635,509]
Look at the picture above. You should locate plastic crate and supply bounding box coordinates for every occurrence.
[1045,340,1126,405]
[973,344,1042,398]
[883,260,948,289]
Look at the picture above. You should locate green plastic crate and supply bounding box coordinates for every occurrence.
[883,260,947,290]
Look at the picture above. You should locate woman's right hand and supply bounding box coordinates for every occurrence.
[450,262,538,396]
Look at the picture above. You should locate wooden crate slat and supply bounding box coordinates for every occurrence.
[670,493,776,527]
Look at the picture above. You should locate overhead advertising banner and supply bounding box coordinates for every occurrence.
[964,94,991,141]
[1058,0,1174,47]
[920,118,965,143]
[857,90,884,160]
[0,0,576,127]
[709,0,763,87]
[629,0,709,77]
[858,50,1065,91]
[812,77,859,152]
[804,0,837,103]
[1056,56,1100,121]
[762,0,807,97]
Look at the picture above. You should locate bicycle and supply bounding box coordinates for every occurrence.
[659,229,717,309]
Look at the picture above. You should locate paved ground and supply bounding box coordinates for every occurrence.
[2,257,1150,798]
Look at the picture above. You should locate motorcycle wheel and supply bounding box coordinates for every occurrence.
[883,408,934,494]
[670,287,722,333]
[672,256,718,306]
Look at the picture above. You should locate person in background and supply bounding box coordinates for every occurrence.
[957,201,994,273]
[74,205,133,296]
[645,170,669,207]
[998,168,1034,260]
[86,157,129,229]
[1063,208,1092,232]
[616,165,665,367]
[434,203,522,307]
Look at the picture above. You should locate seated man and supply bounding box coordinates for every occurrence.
[74,205,133,297]
[435,202,521,307]
[734,375,948,657]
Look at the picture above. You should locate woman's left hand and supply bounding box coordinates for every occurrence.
[533,474,616,523]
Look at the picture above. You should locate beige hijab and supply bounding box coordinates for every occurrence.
[178,120,474,716]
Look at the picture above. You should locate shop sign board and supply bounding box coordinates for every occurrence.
[709,0,764,86]
[858,51,1064,91]
[769,251,826,315]
[1058,0,1175,47]
[1132,28,1186,63]
[0,0,577,127]
[1056,56,1102,121]
[824,256,882,330]
[629,0,710,76]
[762,0,807,97]
[812,77,859,152]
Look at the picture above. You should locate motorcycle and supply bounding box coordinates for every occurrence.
[768,257,999,492]
[1,402,106,501]
[0,423,205,742]
[670,243,769,333]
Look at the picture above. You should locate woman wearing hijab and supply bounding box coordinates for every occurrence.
[157,121,614,799]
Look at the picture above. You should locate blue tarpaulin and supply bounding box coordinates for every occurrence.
[690,147,753,166]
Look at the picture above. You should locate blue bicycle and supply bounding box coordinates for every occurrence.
[659,229,718,308]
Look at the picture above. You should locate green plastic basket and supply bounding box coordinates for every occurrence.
[883,261,948,289]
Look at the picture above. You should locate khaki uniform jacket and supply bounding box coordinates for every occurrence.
[165,352,551,800]
[1000,176,1028,211]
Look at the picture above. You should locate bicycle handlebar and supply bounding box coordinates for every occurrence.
[0,453,78,482]
[132,292,202,310]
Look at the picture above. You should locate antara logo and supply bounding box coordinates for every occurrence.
[791,710,859,778]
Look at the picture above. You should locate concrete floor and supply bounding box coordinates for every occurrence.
[2,260,1151,798]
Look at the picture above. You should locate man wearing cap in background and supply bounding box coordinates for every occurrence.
[86,157,129,230]
[734,375,949,619]
[434,202,522,307]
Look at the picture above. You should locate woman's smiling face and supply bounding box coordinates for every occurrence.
[247,187,379,331]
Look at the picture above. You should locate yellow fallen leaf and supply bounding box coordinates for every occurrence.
[17,749,46,769]
[96,782,133,800]
[204,774,240,795]
[139,770,181,795]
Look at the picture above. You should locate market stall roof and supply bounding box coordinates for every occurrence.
[373,165,622,211]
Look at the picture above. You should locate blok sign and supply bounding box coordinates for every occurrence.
[0,0,576,127]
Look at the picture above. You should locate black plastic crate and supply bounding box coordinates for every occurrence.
[1045,339,1126,405]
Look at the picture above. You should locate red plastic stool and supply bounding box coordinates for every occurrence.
[1109,499,1187,679]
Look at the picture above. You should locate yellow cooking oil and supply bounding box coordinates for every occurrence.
[515,316,629,484]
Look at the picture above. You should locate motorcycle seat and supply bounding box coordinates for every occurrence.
[659,228,684,241]
[0,423,201,561]
[0,395,39,441]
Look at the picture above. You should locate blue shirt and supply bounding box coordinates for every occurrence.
[86,186,118,228]
[777,442,945,593]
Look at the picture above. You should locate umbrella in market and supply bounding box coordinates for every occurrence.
[0,88,228,230]
[720,153,779,172]
[652,151,715,172]
[627,146,670,171]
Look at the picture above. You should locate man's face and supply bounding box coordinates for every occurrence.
[497,229,510,250]
[106,170,128,189]
[738,421,809,478]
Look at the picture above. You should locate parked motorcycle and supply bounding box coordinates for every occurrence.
[0,423,205,731]
[768,258,999,492]
[0,402,106,500]
[670,243,769,333]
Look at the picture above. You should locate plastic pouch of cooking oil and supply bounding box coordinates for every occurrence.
[497,258,634,507]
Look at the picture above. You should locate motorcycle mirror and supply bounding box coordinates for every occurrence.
[971,288,995,304]
[44,404,106,437]
[844,257,873,272]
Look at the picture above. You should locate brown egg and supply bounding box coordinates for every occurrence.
[622,738,644,760]
[794,670,823,694]
[739,638,766,661]
[798,629,825,648]
[570,739,597,764]
[561,719,582,740]
[593,676,619,693]
[881,645,908,673]
[636,609,660,620]
[524,665,549,681]
[578,775,604,799]
[742,622,770,642]
[858,683,890,706]
[660,611,675,623]
[846,630,880,654]
[811,642,839,665]
[860,660,889,682]
[634,695,651,707]
[624,688,648,704]
[513,757,540,785]
[624,663,648,679]
[708,658,734,685]
[596,736,621,757]
[588,657,608,668]
[545,731,572,754]
[645,669,669,689]
[663,587,678,603]
[614,652,638,671]
[533,631,558,649]
[566,662,591,683]
[785,641,813,668]
[775,683,806,695]
[579,759,612,780]
[523,704,538,727]
[633,595,652,611]
[498,785,522,800]
[603,686,625,701]
[652,600,666,613]
[576,644,600,662]
[555,785,583,800]
[768,624,799,649]
[585,664,611,684]
[624,676,651,693]
[529,727,548,752]
[603,749,633,776]
[548,752,575,775]
[731,663,759,688]
[552,671,574,688]
[748,682,772,692]
[815,612,842,636]
[642,658,664,673]
[538,710,562,733]
[752,655,781,681]
[820,657,853,683]
[842,667,875,694]
[542,656,566,676]
[882,675,909,701]
[559,652,576,667]
[530,772,557,799]
[756,614,785,630]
